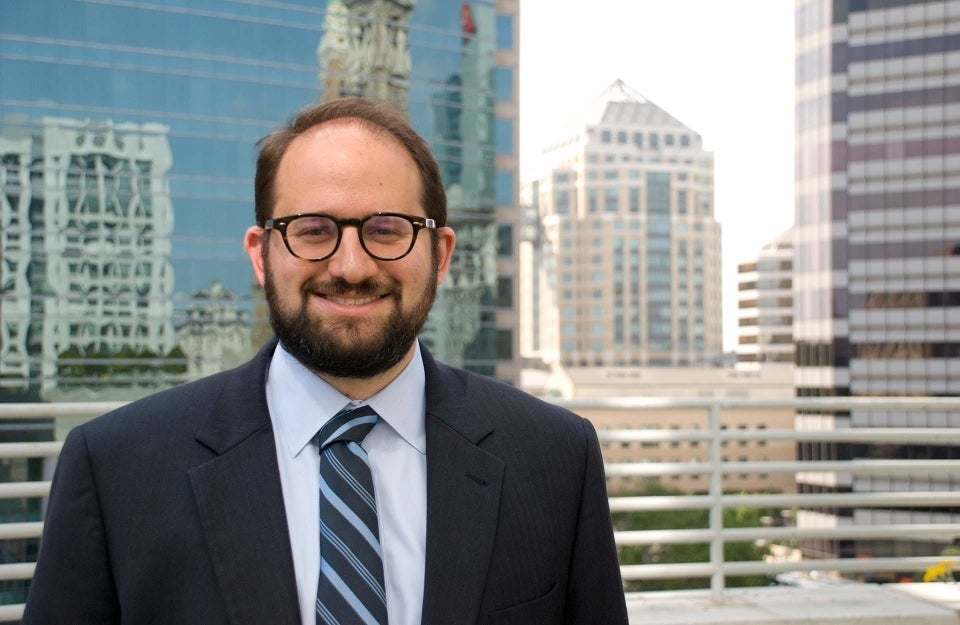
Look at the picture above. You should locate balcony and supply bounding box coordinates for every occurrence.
[1,397,959,624]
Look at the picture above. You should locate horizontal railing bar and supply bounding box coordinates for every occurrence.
[557,396,960,411]
[619,556,960,581]
[0,562,36,582]
[0,482,51,499]
[620,562,715,580]
[0,522,44,540]
[721,556,960,577]
[609,495,713,512]
[608,491,960,512]
[600,428,960,444]
[0,604,24,621]
[615,523,960,546]
[0,442,63,459]
[607,459,960,476]
[724,490,960,508]
[0,402,124,420]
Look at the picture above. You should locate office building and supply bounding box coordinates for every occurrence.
[1,117,177,398]
[1,0,521,398]
[736,228,795,369]
[523,79,721,369]
[794,0,960,565]
[527,365,797,495]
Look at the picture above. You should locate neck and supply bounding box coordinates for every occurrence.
[316,343,417,401]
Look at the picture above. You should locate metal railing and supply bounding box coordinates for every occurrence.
[555,396,960,601]
[0,397,959,619]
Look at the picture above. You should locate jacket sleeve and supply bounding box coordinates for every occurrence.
[22,425,120,624]
[564,418,629,625]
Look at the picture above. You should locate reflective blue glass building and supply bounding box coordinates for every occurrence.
[1,0,520,402]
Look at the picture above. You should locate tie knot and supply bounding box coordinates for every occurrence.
[318,404,378,449]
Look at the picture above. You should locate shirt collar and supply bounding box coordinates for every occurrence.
[267,342,427,459]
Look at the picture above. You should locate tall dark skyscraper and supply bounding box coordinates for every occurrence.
[794,0,960,566]
[0,1,521,401]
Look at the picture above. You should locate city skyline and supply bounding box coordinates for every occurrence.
[520,1,795,351]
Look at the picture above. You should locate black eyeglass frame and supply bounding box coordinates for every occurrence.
[263,211,437,262]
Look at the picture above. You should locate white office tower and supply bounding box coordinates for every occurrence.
[525,80,721,369]
[736,228,795,369]
[0,117,175,397]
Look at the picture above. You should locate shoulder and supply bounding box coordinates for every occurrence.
[73,342,274,445]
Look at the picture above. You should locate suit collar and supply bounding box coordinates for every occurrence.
[421,342,494,444]
[189,338,301,625]
[194,339,278,455]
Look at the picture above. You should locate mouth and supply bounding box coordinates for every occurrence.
[324,294,382,306]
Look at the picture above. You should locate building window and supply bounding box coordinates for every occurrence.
[629,187,640,213]
[494,118,513,156]
[495,170,514,205]
[496,224,512,256]
[495,14,514,50]
[493,67,513,102]
[555,189,570,215]
[604,187,618,212]
[495,329,513,359]
[495,276,512,307]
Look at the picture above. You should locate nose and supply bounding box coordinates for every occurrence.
[325,225,379,283]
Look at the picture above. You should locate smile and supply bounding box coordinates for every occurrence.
[325,294,381,306]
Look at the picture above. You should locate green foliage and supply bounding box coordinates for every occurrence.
[57,345,187,384]
[614,479,776,591]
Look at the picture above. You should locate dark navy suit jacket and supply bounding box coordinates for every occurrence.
[23,340,628,624]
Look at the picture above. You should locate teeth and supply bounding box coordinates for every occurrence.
[328,295,378,306]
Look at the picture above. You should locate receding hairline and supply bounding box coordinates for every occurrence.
[290,116,409,153]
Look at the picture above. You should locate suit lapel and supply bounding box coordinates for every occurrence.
[189,341,301,625]
[420,347,504,625]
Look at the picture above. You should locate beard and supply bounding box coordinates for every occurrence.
[264,251,437,379]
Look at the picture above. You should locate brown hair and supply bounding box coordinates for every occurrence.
[254,97,447,227]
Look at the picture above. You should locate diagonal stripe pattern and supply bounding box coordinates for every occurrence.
[316,405,387,625]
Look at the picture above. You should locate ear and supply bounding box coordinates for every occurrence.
[244,226,267,287]
[434,226,456,285]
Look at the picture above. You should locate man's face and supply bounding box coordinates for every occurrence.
[244,120,455,380]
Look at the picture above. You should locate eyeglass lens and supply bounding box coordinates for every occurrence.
[286,214,416,260]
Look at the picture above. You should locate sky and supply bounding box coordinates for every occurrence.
[518,1,796,352]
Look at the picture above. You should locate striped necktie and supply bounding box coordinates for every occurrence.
[316,404,387,625]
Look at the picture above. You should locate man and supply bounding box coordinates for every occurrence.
[23,98,628,624]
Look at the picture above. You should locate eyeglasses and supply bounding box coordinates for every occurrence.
[263,212,436,262]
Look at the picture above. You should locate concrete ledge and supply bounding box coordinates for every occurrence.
[625,584,960,625]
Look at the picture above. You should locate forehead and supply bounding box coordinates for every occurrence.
[274,119,422,212]
[286,118,414,168]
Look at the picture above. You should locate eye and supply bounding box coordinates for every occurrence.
[290,217,337,239]
[363,217,411,241]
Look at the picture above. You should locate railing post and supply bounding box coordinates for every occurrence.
[708,401,725,601]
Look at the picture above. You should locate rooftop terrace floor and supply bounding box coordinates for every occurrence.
[625,583,960,625]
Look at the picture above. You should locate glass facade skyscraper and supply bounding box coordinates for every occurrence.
[1,0,520,401]
[794,0,960,567]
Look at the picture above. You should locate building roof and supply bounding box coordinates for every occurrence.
[575,78,693,131]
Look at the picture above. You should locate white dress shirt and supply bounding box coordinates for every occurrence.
[266,343,428,625]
